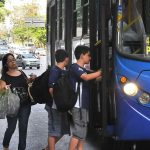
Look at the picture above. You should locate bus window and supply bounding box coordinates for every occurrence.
[73,0,89,37]
[55,0,65,50]
[119,0,146,56]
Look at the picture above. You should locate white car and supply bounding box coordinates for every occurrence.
[16,54,40,69]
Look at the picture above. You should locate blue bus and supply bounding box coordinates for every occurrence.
[46,0,150,149]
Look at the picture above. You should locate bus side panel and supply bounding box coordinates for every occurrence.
[115,89,150,140]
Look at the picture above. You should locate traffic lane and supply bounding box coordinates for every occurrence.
[21,56,47,77]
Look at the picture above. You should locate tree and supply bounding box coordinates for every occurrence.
[0,0,5,4]
[0,1,7,22]
[12,25,28,44]
[32,27,46,47]
[11,3,46,47]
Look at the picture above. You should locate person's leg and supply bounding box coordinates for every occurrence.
[77,140,84,150]
[3,116,18,148]
[47,108,66,150]
[68,136,79,150]
[69,108,88,150]
[43,133,63,150]
[48,136,57,150]
[18,105,31,150]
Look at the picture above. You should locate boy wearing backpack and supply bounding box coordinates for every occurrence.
[68,45,102,150]
[45,49,70,150]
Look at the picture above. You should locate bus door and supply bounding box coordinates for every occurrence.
[89,0,116,135]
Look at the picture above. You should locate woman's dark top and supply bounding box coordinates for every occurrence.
[1,72,31,106]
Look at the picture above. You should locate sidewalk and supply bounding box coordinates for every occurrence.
[0,104,101,150]
[0,104,48,150]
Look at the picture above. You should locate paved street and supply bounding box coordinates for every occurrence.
[0,56,101,150]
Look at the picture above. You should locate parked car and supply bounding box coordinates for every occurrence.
[0,46,9,60]
[16,54,40,69]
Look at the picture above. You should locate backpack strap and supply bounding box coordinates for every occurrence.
[77,82,82,120]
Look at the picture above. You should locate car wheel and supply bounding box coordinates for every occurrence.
[37,66,40,69]
[22,64,25,69]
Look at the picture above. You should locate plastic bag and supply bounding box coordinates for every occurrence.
[7,88,20,117]
[0,90,8,119]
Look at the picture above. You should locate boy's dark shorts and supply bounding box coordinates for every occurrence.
[47,107,70,137]
[70,107,89,140]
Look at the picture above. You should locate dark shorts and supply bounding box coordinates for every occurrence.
[70,107,89,140]
[47,107,70,137]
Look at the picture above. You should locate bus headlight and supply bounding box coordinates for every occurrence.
[123,83,138,96]
[139,93,150,104]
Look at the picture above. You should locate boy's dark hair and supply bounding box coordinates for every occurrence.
[74,45,90,60]
[55,49,68,63]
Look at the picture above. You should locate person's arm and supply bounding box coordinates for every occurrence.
[48,67,60,96]
[48,88,53,97]
[71,65,102,81]
[80,70,102,81]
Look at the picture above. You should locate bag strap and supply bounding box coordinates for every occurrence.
[19,70,34,102]
[20,70,28,81]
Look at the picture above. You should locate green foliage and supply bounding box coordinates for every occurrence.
[32,27,46,46]
[12,25,46,46]
[12,25,28,44]
[0,0,5,4]
[0,1,10,23]
[0,7,5,22]
[11,3,46,47]
[0,2,4,7]
[0,1,6,22]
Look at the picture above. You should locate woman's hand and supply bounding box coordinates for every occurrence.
[0,80,7,90]
[28,73,37,82]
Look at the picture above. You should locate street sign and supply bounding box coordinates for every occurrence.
[25,18,45,27]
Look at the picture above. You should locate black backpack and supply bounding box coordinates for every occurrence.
[28,66,53,104]
[53,72,80,112]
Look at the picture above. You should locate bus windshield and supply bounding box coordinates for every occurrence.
[119,0,150,59]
